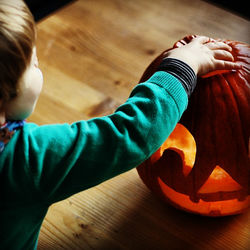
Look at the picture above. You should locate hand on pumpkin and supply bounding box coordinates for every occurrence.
[164,36,241,76]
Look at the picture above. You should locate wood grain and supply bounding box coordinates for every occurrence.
[29,0,250,249]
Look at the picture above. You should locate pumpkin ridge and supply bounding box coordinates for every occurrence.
[225,74,245,139]
[225,74,249,163]
[187,77,217,200]
[213,74,248,190]
[222,69,250,191]
[218,74,239,170]
[231,80,250,164]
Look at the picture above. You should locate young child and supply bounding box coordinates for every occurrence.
[0,0,240,249]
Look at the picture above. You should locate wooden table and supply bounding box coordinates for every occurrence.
[29,0,250,249]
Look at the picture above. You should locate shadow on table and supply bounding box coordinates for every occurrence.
[99,191,249,250]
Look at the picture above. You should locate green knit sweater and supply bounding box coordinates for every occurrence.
[0,71,188,249]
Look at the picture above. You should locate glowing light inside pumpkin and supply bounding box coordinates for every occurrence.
[160,124,196,168]
[154,123,249,216]
[151,123,196,176]
[156,124,244,192]
[198,166,243,193]
[158,178,250,216]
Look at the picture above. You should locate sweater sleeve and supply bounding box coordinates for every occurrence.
[5,71,188,204]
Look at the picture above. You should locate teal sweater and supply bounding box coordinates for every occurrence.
[0,71,188,249]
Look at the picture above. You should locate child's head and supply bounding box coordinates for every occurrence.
[0,0,43,122]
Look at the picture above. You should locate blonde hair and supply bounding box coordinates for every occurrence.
[0,0,35,103]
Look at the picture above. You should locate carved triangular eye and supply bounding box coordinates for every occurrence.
[198,166,243,194]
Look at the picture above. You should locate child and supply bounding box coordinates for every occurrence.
[0,0,240,249]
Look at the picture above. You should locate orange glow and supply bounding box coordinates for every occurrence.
[198,166,243,193]
[158,177,250,216]
[151,123,196,176]
[154,124,249,216]
[155,124,245,193]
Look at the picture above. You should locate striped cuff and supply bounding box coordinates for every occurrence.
[157,58,197,98]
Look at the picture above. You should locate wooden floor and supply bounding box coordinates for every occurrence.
[30,0,250,249]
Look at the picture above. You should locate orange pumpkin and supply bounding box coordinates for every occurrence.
[137,35,250,216]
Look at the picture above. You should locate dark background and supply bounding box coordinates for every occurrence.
[24,0,75,21]
[207,0,249,19]
[24,0,249,22]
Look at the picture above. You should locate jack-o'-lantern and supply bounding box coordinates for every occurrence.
[137,35,250,216]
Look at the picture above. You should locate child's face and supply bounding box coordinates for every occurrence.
[5,47,43,121]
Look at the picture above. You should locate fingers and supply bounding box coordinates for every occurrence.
[210,42,241,71]
[192,36,210,44]
[206,41,232,53]
[193,36,233,54]
[213,49,234,61]
[214,60,242,71]
[205,39,235,63]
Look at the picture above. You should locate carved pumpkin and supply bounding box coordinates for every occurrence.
[137,35,250,216]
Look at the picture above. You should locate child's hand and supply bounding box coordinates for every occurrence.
[164,36,241,76]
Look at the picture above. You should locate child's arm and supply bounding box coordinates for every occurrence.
[18,72,186,203]
[3,37,239,204]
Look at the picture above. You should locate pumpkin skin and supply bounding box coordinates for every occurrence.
[137,35,250,216]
